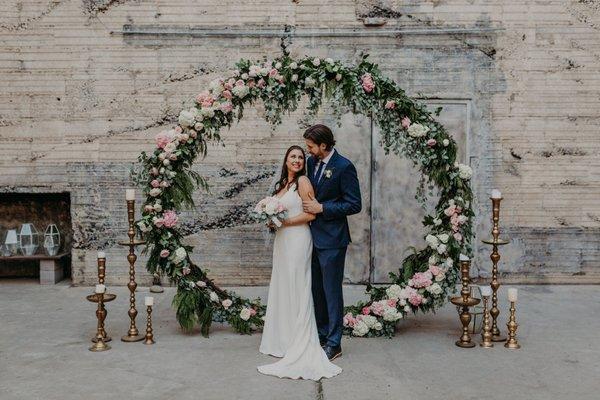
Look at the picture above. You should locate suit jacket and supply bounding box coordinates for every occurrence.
[307,150,362,249]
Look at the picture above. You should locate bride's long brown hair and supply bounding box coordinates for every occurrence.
[272,145,307,196]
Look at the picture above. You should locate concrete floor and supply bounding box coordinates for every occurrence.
[0,280,598,400]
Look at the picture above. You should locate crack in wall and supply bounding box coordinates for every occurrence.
[0,1,62,31]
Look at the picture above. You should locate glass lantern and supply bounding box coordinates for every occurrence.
[43,224,61,256]
[3,229,19,256]
[18,223,40,256]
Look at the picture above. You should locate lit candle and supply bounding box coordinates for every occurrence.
[491,189,502,199]
[95,284,106,294]
[145,296,154,306]
[480,286,492,297]
[459,254,470,262]
[125,189,135,201]
[97,251,106,259]
[507,288,518,302]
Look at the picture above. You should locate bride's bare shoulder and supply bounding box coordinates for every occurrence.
[297,175,312,188]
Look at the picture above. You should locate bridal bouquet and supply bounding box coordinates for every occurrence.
[249,197,288,228]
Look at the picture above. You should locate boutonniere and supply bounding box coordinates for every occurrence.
[324,169,333,179]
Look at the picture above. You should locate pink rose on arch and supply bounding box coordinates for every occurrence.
[361,73,375,93]
[222,90,233,100]
[219,102,233,113]
[151,179,160,188]
[155,130,174,149]
[410,271,433,288]
[362,306,371,315]
[153,218,164,228]
[247,80,256,88]
[174,126,183,134]
[160,249,170,258]
[257,78,266,88]
[385,100,396,109]
[454,232,463,242]
[401,117,411,129]
[162,210,178,228]
[429,265,443,276]
[182,267,191,275]
[445,204,457,216]
[408,292,423,307]
[150,167,159,176]
[144,205,154,213]
[427,138,437,147]
[249,308,257,316]
[387,298,398,308]
[269,68,278,77]
[235,79,245,87]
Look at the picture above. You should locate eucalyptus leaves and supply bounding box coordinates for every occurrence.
[134,53,474,337]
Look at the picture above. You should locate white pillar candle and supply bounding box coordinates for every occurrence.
[491,189,502,199]
[507,288,518,302]
[145,296,154,306]
[459,254,470,262]
[125,189,135,201]
[95,284,106,294]
[480,286,492,297]
[97,251,106,259]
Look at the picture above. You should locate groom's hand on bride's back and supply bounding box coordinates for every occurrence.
[302,192,323,214]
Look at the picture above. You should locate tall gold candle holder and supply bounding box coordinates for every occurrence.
[479,293,493,348]
[504,301,521,349]
[450,258,480,348]
[87,291,116,352]
[482,195,509,342]
[118,198,146,342]
[144,305,156,345]
[91,254,115,343]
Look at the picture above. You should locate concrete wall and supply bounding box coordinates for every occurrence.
[1,0,599,285]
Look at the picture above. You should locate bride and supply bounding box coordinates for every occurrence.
[258,145,342,380]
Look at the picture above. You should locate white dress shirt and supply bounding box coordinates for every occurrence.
[314,149,335,182]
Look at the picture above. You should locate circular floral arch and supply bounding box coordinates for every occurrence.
[134,53,474,337]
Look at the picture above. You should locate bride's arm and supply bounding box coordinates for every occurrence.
[282,176,317,227]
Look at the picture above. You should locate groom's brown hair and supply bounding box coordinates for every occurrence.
[303,124,336,151]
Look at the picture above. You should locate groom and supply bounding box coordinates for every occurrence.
[303,124,362,361]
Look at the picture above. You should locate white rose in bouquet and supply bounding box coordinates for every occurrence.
[221,299,233,309]
[362,315,378,328]
[426,283,443,296]
[352,320,369,336]
[240,308,252,321]
[383,308,402,322]
[386,284,403,300]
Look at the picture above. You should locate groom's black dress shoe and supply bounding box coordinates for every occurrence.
[324,345,342,361]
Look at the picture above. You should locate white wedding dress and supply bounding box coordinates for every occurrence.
[258,183,342,380]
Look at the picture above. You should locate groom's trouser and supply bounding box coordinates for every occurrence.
[311,246,347,348]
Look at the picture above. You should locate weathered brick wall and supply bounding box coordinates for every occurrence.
[1,0,598,285]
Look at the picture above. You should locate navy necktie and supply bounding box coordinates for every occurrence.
[314,160,325,184]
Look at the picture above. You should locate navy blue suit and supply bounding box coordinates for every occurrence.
[307,149,362,348]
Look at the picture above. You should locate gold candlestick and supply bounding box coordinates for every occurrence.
[504,301,521,349]
[450,258,480,348]
[120,199,145,342]
[144,305,156,345]
[482,196,509,342]
[89,292,110,352]
[92,255,111,343]
[480,294,493,348]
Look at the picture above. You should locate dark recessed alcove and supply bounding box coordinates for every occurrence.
[0,193,72,280]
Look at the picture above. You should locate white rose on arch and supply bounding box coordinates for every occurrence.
[457,163,473,180]
[407,123,430,138]
[352,320,369,336]
[240,308,252,321]
[426,234,439,249]
[385,284,403,300]
[171,247,187,264]
[178,109,197,128]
